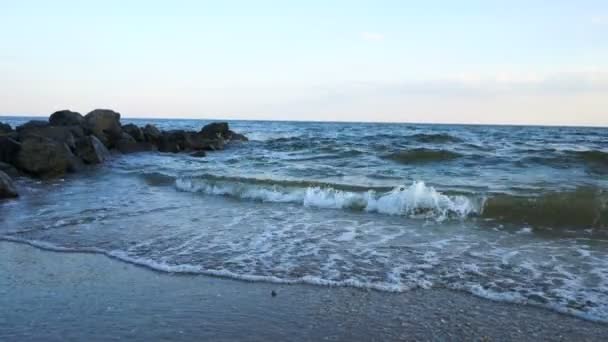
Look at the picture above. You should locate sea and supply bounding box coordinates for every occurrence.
[1,117,607,321]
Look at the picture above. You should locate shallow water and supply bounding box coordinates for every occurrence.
[1,117,608,321]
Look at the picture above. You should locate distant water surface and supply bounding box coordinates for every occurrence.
[1,117,607,321]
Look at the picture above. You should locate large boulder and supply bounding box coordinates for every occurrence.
[49,110,85,126]
[0,122,12,134]
[17,126,79,150]
[16,135,79,178]
[75,135,110,164]
[115,132,157,154]
[0,170,18,198]
[122,124,144,142]
[199,122,230,140]
[143,124,162,143]
[199,122,247,143]
[0,136,20,165]
[16,120,49,132]
[188,133,225,151]
[84,109,123,148]
[157,130,184,153]
[156,130,221,152]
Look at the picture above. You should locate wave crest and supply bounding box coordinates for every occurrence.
[175,177,476,220]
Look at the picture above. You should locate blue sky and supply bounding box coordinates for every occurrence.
[1,0,607,125]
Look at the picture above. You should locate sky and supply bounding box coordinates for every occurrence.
[1,0,607,126]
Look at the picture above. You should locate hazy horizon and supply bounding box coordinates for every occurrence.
[1,1,607,126]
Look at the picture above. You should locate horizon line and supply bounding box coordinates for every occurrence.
[1,112,607,129]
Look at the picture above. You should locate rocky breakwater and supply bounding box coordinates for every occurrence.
[0,109,247,199]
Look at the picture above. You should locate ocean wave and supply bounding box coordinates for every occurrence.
[140,171,176,186]
[481,187,608,228]
[175,178,476,220]
[569,150,608,168]
[521,149,608,174]
[409,133,463,143]
[383,148,462,164]
[172,174,608,228]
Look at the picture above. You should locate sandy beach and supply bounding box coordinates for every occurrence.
[1,241,606,341]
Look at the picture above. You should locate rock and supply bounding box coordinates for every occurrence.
[49,110,84,126]
[199,122,230,140]
[228,130,248,141]
[0,122,12,134]
[198,122,246,143]
[0,170,18,198]
[183,131,211,151]
[158,130,184,153]
[0,162,20,178]
[16,135,79,178]
[75,135,110,164]
[116,132,157,154]
[198,135,225,151]
[157,130,221,152]
[17,126,78,150]
[0,136,21,165]
[16,120,49,132]
[190,151,206,157]
[143,124,162,142]
[122,124,144,142]
[84,109,123,148]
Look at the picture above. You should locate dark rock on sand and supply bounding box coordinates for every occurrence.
[16,120,49,132]
[143,124,162,143]
[16,135,79,178]
[49,110,85,126]
[84,109,123,148]
[0,122,12,134]
[0,136,21,165]
[0,170,18,198]
[122,124,145,142]
[75,135,110,164]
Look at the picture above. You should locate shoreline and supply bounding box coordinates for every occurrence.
[2,234,605,324]
[1,240,606,341]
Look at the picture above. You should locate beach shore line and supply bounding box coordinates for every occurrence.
[1,241,606,341]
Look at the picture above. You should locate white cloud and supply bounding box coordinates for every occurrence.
[360,31,385,41]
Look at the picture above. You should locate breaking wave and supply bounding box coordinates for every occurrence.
[172,174,608,228]
[175,177,476,220]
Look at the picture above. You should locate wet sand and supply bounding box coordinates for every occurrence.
[0,241,606,341]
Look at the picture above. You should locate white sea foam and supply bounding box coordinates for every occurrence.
[2,235,608,322]
[175,178,478,220]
